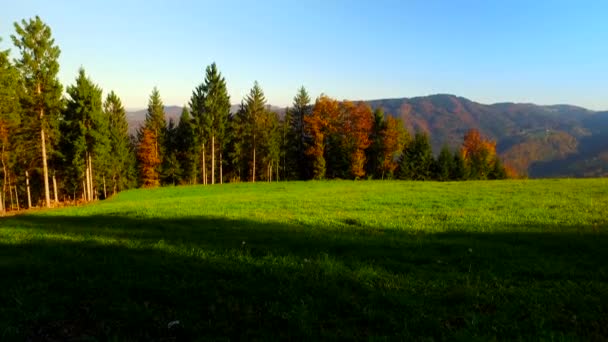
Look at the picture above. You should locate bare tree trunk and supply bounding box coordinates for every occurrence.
[113,175,117,195]
[202,143,206,185]
[14,185,19,211]
[88,154,94,201]
[9,177,14,210]
[25,171,32,209]
[82,179,86,201]
[41,127,51,208]
[269,162,272,182]
[52,171,59,203]
[85,154,91,201]
[103,176,107,199]
[211,135,215,185]
[277,160,279,182]
[0,189,4,214]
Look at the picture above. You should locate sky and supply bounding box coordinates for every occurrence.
[1,0,607,110]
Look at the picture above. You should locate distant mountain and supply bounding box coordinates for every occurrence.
[126,95,608,178]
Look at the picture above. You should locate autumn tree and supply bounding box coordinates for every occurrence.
[379,116,407,179]
[138,128,161,187]
[11,16,63,208]
[305,95,338,179]
[342,101,373,179]
[137,88,166,186]
[461,129,498,180]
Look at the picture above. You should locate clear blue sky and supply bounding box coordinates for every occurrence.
[1,0,607,110]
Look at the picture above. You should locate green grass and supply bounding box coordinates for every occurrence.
[1,179,607,340]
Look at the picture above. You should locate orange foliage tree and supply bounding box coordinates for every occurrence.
[342,101,373,178]
[305,95,338,179]
[137,128,161,187]
[380,116,407,178]
[460,129,507,179]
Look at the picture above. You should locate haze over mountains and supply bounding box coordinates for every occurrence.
[127,95,608,178]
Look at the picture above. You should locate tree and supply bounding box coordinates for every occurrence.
[434,144,454,181]
[105,91,134,194]
[397,132,433,180]
[342,101,373,179]
[175,107,197,184]
[62,68,105,201]
[162,119,182,185]
[451,150,468,180]
[243,81,267,182]
[138,128,161,187]
[305,95,338,179]
[0,38,21,212]
[138,88,165,186]
[201,63,230,185]
[11,16,63,208]
[379,116,407,179]
[289,86,311,179]
[461,129,497,180]
[366,108,385,178]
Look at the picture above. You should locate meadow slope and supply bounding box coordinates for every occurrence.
[1,180,607,340]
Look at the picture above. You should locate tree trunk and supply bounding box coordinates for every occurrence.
[9,177,14,210]
[103,176,107,199]
[52,171,58,203]
[41,127,51,208]
[211,135,215,185]
[82,179,86,201]
[202,143,206,185]
[113,175,117,195]
[85,154,91,201]
[14,185,19,211]
[0,189,4,214]
[88,154,94,201]
[25,171,32,209]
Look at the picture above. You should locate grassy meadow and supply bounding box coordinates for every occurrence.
[1,179,607,340]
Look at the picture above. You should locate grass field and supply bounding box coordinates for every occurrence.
[1,179,607,340]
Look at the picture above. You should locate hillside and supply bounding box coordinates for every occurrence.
[127,95,608,178]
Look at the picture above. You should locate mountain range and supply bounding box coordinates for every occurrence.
[126,95,608,178]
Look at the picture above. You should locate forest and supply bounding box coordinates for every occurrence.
[0,16,510,212]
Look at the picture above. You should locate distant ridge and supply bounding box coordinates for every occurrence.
[126,94,608,178]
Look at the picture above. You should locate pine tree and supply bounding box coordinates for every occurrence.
[243,82,267,182]
[0,38,21,212]
[62,68,105,201]
[451,150,468,180]
[397,132,433,180]
[175,107,197,184]
[434,144,454,181]
[138,88,166,186]
[11,16,63,208]
[289,86,311,179]
[201,63,230,185]
[105,91,134,194]
[366,108,385,178]
[190,80,207,184]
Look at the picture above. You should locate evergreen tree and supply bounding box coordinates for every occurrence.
[201,63,230,184]
[289,86,311,179]
[0,38,21,212]
[138,87,166,186]
[451,150,468,180]
[434,144,454,181]
[104,91,134,194]
[489,156,508,180]
[62,68,105,201]
[190,80,207,184]
[11,16,63,208]
[397,132,433,180]
[366,108,385,178]
[226,102,247,182]
[243,81,267,182]
[162,118,182,185]
[175,107,197,184]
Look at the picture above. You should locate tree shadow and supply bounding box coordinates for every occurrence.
[1,214,607,340]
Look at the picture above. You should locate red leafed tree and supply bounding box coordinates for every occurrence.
[305,95,338,179]
[380,116,407,178]
[137,128,161,187]
[342,101,373,178]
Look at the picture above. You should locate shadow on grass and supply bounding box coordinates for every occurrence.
[1,214,607,340]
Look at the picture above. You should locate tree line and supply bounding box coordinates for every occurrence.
[0,16,510,213]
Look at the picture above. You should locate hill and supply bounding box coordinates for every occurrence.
[127,95,608,178]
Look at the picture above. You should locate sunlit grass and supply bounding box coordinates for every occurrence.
[1,179,607,340]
